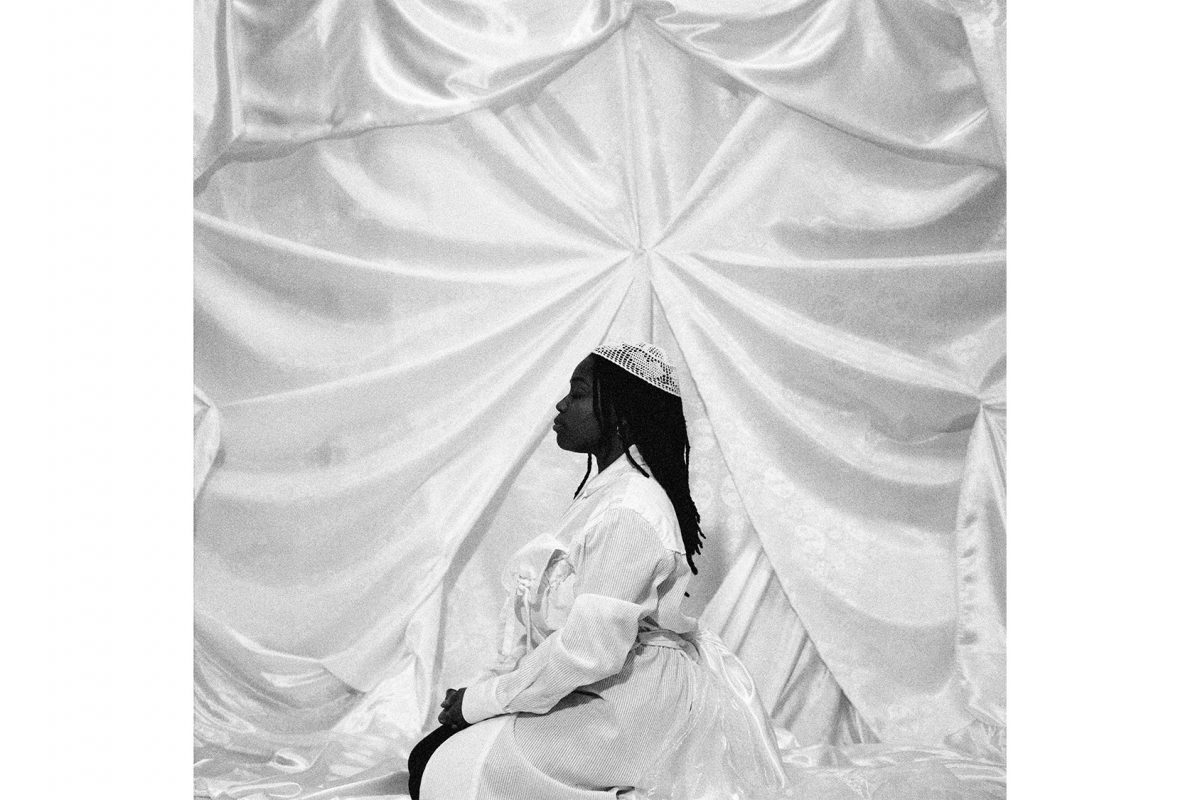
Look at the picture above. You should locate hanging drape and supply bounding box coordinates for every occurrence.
[194,1,1005,797]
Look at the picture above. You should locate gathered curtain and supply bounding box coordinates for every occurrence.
[194,1,1005,796]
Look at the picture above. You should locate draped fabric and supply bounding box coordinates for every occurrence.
[194,1,1006,797]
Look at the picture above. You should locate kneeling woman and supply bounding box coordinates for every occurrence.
[410,342,786,799]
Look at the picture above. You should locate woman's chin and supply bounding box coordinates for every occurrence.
[553,430,586,454]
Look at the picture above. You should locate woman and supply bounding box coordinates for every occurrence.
[409,342,787,799]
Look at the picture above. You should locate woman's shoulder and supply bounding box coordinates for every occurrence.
[592,472,684,554]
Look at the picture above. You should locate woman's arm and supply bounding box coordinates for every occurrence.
[460,509,669,723]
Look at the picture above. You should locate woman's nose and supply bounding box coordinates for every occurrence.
[555,397,568,413]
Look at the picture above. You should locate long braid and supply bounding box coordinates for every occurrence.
[589,356,705,574]
[573,453,593,498]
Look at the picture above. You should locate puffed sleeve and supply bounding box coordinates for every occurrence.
[461,508,671,723]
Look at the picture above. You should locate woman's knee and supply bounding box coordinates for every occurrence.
[408,724,459,800]
[419,716,507,800]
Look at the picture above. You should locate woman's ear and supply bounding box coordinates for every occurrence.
[616,415,631,445]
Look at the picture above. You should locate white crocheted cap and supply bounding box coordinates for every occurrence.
[591,341,681,397]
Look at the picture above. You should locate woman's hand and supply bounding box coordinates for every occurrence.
[438,687,468,730]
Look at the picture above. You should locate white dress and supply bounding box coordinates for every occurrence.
[421,448,788,799]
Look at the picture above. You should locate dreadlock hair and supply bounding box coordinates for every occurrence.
[572,355,705,574]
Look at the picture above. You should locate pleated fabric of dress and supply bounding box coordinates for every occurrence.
[422,447,788,799]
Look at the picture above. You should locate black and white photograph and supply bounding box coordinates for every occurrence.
[190,1,1007,797]
[19,2,1200,799]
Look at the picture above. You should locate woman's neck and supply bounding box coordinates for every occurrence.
[592,435,626,473]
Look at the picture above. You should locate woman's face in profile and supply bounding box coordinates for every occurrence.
[553,356,602,453]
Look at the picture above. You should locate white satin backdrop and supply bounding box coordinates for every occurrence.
[194,1,1005,797]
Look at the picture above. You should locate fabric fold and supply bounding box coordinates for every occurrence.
[195,0,634,176]
[651,248,1004,742]
[639,0,1003,168]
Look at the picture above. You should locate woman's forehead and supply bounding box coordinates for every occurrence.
[570,356,594,384]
